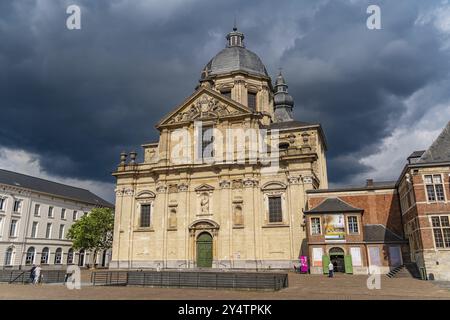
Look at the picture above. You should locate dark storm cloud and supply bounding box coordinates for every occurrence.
[0,0,449,186]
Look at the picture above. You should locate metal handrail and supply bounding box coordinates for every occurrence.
[9,271,28,284]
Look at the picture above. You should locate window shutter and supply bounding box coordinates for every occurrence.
[322,255,330,274]
[344,255,353,274]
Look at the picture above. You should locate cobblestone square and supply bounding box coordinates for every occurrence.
[1,273,449,300]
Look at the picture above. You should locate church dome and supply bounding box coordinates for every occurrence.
[201,27,268,79]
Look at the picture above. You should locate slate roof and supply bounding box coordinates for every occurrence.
[363,225,404,242]
[204,46,268,78]
[408,150,426,159]
[0,169,113,208]
[304,197,363,214]
[418,121,450,164]
[307,180,396,194]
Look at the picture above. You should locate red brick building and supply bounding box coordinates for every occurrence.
[304,121,450,280]
[397,121,450,281]
[305,181,408,275]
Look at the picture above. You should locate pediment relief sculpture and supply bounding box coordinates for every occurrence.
[167,95,243,124]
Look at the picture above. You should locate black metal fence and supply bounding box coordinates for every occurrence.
[0,270,67,284]
[92,270,289,291]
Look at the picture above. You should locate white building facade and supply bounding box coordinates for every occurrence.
[0,169,113,269]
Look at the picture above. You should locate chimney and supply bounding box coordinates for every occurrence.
[366,179,374,187]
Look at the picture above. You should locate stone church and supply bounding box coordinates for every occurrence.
[110,27,328,269]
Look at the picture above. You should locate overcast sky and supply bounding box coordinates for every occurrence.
[1,0,450,202]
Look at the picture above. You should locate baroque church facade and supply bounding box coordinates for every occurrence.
[111,27,328,269]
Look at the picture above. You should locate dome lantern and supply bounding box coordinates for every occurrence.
[226,26,245,48]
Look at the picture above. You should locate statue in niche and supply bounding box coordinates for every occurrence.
[169,209,177,228]
[200,193,209,215]
[233,205,243,225]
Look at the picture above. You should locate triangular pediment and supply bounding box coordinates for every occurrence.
[194,183,215,192]
[157,87,252,127]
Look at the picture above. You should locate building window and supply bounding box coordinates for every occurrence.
[48,206,54,218]
[31,222,38,238]
[45,223,52,239]
[348,216,359,234]
[26,247,35,265]
[140,204,151,228]
[41,247,49,264]
[13,200,22,213]
[59,225,65,239]
[0,197,6,211]
[61,209,66,220]
[34,204,40,217]
[268,196,283,223]
[199,125,214,160]
[248,92,257,110]
[431,216,450,248]
[0,217,3,238]
[54,248,62,264]
[5,247,13,266]
[73,211,77,221]
[67,248,74,264]
[425,175,445,202]
[222,90,231,98]
[9,219,18,237]
[311,217,321,235]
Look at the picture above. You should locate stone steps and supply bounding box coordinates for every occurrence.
[386,263,421,279]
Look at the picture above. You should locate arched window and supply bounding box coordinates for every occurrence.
[41,247,49,264]
[54,248,62,264]
[67,248,74,264]
[25,247,35,265]
[4,247,13,266]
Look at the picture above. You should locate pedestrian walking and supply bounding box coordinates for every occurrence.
[29,264,36,284]
[328,261,334,278]
[33,265,42,284]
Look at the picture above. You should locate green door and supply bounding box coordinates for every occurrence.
[344,255,353,274]
[322,255,330,274]
[196,233,213,268]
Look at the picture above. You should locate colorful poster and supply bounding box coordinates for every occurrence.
[324,214,345,241]
[312,248,323,267]
[300,256,308,273]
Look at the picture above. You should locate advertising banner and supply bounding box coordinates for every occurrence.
[324,214,345,241]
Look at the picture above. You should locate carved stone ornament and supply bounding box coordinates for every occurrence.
[302,176,313,184]
[288,176,301,184]
[168,184,178,193]
[231,179,243,189]
[168,95,240,124]
[156,183,167,193]
[219,180,231,189]
[200,193,210,215]
[124,188,134,196]
[243,178,258,188]
[178,183,189,192]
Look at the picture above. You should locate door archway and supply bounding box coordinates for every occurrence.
[196,233,213,268]
[78,249,85,267]
[329,247,345,273]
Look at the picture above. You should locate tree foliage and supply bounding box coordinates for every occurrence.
[67,208,114,262]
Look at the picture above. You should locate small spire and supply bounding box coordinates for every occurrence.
[233,16,237,31]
